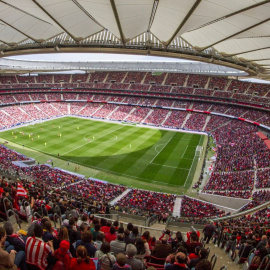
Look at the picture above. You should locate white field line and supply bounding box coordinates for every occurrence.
[154,144,164,153]
[181,145,197,158]
[150,137,173,164]
[181,145,188,158]
[151,162,189,170]
[184,135,203,187]
[61,126,122,156]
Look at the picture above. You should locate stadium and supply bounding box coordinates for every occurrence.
[0,1,270,270]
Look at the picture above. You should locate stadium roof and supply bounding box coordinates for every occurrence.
[0,54,247,76]
[0,0,270,79]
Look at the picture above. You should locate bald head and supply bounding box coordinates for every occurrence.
[262,235,268,241]
[175,252,188,264]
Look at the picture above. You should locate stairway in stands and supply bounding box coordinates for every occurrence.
[172,196,182,217]
[109,188,132,205]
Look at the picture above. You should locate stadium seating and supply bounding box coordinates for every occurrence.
[1,71,270,270]
[180,196,227,218]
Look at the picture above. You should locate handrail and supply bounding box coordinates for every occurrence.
[94,214,119,221]
[258,254,270,270]
[3,197,13,216]
[53,213,62,228]
[54,205,62,217]
[6,209,21,229]
[41,204,48,217]
[147,215,158,227]
[210,254,217,270]
[263,255,270,270]
[33,211,42,219]
[93,214,189,236]
[212,200,270,222]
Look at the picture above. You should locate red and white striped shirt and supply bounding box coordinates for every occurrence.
[26,236,52,270]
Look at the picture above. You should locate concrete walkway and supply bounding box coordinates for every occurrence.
[109,188,131,205]
[172,196,182,217]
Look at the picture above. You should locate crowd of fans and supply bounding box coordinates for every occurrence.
[232,93,252,102]
[163,111,188,128]
[256,169,270,188]
[227,80,251,93]
[171,86,194,95]
[193,89,213,97]
[124,72,146,83]
[63,93,78,100]
[212,91,232,98]
[0,205,215,270]
[115,189,175,214]
[129,84,150,92]
[192,102,211,111]
[110,83,129,90]
[144,73,166,85]
[0,87,269,209]
[203,190,252,199]
[150,86,171,93]
[126,108,151,123]
[93,104,118,118]
[64,179,126,204]
[208,77,228,90]
[203,171,254,191]
[109,106,133,121]
[144,109,169,125]
[165,73,187,86]
[205,115,228,133]
[180,196,227,218]
[186,75,209,89]
[184,113,207,131]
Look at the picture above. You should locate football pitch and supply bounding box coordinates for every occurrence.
[0,117,206,193]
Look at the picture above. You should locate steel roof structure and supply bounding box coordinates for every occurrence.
[0,0,270,78]
[0,57,247,76]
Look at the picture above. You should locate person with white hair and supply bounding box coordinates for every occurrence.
[126,244,145,270]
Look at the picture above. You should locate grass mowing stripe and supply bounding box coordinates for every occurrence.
[94,127,155,169]
[61,125,124,157]
[150,136,173,164]
[0,117,207,191]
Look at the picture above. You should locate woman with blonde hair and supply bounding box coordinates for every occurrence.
[68,246,96,270]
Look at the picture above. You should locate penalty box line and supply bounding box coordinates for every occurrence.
[150,138,197,170]
[150,137,173,164]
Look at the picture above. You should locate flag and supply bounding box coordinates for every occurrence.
[47,159,52,163]
[17,183,28,198]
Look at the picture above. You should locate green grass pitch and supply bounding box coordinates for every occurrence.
[0,117,205,192]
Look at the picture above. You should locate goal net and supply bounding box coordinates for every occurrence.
[195,146,203,157]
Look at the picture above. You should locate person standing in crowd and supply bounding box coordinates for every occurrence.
[203,221,215,244]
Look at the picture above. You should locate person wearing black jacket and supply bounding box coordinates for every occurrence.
[3,222,25,252]
[203,221,215,244]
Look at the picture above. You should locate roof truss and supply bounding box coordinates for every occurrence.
[32,0,80,43]
[110,0,125,44]
[189,0,270,32]
[0,19,40,43]
[199,18,270,52]
[166,0,202,48]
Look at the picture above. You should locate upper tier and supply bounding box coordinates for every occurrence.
[0,72,269,107]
